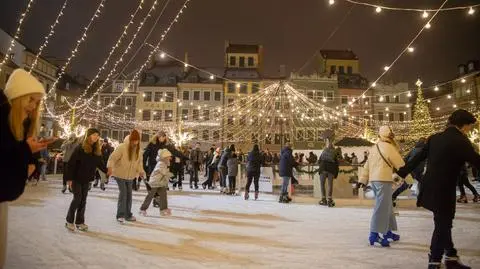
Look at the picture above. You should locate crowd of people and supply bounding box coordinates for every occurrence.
[2,68,479,269]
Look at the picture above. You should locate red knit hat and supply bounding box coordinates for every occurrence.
[130,129,140,141]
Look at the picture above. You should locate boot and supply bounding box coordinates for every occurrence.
[100,182,105,191]
[384,230,400,242]
[368,232,389,247]
[327,198,335,208]
[318,198,328,206]
[473,194,479,203]
[428,254,442,269]
[444,255,471,269]
[61,185,67,194]
[244,191,249,200]
[254,191,259,200]
[457,195,468,203]
[279,193,290,203]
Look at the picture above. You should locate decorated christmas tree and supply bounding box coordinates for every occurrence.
[410,79,434,140]
[363,120,376,142]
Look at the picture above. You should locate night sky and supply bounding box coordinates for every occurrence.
[1,0,479,86]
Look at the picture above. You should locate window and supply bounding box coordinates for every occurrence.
[125,113,132,119]
[306,129,314,141]
[123,131,130,140]
[193,109,200,120]
[229,56,236,66]
[165,92,174,102]
[153,110,162,121]
[101,130,109,138]
[203,91,210,101]
[193,91,200,100]
[228,98,234,104]
[388,113,394,121]
[141,131,150,142]
[112,130,119,140]
[326,91,334,101]
[213,131,219,140]
[126,97,132,106]
[154,92,162,102]
[378,112,383,121]
[296,130,304,141]
[375,95,380,103]
[341,96,348,104]
[165,110,173,121]
[182,109,189,120]
[339,66,345,74]
[144,91,152,102]
[347,66,353,74]
[274,134,281,144]
[252,83,259,94]
[142,110,151,121]
[103,97,111,106]
[240,84,247,94]
[115,98,121,106]
[239,57,245,67]
[307,91,314,99]
[384,95,390,103]
[399,112,405,122]
[265,134,272,144]
[227,83,235,93]
[182,91,189,100]
[203,110,210,120]
[202,130,209,140]
[214,92,221,101]
[330,65,336,74]
[227,117,234,125]
[114,82,123,92]
[248,57,254,66]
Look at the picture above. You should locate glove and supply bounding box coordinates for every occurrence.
[392,173,403,183]
[357,182,367,189]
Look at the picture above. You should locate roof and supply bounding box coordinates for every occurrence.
[338,74,368,89]
[226,44,260,54]
[0,52,19,69]
[335,137,373,147]
[182,67,224,84]
[319,50,358,60]
[139,60,185,86]
[223,68,262,80]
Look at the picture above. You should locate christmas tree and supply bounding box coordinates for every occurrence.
[410,79,434,140]
[363,120,376,142]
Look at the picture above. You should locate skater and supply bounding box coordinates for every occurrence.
[456,164,479,203]
[397,109,480,269]
[0,68,50,268]
[317,139,339,207]
[226,153,239,195]
[189,142,203,189]
[94,138,114,190]
[65,128,108,231]
[202,147,220,189]
[218,145,235,193]
[245,144,263,200]
[107,130,145,223]
[278,143,294,203]
[39,148,49,181]
[140,149,173,216]
[359,126,404,247]
[61,134,78,193]
[172,146,188,190]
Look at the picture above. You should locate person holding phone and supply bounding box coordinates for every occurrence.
[0,69,53,268]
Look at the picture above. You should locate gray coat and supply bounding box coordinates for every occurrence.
[61,140,78,163]
[226,158,238,177]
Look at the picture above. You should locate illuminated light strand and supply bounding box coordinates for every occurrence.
[75,0,162,114]
[29,0,69,72]
[340,0,478,12]
[44,0,107,103]
[65,0,146,110]
[88,0,191,113]
[0,0,36,73]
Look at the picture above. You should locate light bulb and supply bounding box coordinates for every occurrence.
[184,63,188,67]
[407,91,412,97]
[468,7,475,15]
[160,52,166,58]
[209,75,214,80]
[329,0,335,5]
[406,104,410,108]
[236,83,240,88]
[362,94,366,99]
[375,6,382,13]
[436,107,440,111]
[385,107,389,111]
[422,11,429,18]
[372,82,377,87]
[407,47,414,53]
[453,104,457,108]
[425,22,431,29]
[471,101,475,104]
[384,66,390,71]
[434,86,439,91]
[461,78,466,83]
[364,110,368,114]
[379,96,384,102]
[447,95,452,99]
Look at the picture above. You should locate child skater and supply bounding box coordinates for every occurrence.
[139,149,173,216]
[226,153,238,195]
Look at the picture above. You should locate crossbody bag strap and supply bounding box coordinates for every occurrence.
[376,143,397,173]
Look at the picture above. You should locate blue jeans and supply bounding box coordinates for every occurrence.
[281,176,290,194]
[115,177,133,219]
[370,182,397,234]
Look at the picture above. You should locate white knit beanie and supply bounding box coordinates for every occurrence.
[4,68,45,101]
[158,149,172,159]
[378,125,393,139]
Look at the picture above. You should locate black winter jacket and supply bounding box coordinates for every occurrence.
[143,140,186,175]
[67,145,107,183]
[247,150,263,176]
[0,92,34,202]
[398,127,480,217]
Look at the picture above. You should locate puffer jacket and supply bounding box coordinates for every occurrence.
[359,140,404,184]
[279,147,294,177]
[218,147,232,169]
[318,146,339,178]
[107,135,145,180]
[227,158,238,177]
[148,156,173,188]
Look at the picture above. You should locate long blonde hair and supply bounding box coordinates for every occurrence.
[9,95,41,141]
[82,134,102,156]
[127,142,140,161]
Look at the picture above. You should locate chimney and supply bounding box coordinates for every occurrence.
[279,65,286,77]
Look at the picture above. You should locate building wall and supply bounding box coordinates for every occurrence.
[225,53,259,69]
[0,29,26,67]
[0,62,14,89]
[371,83,411,122]
[319,57,360,75]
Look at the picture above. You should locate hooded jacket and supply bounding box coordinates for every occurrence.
[318,146,339,177]
[227,157,239,177]
[107,135,145,180]
[246,149,263,175]
[359,139,405,184]
[148,156,173,188]
[279,147,294,177]
[67,144,107,184]
[218,147,232,169]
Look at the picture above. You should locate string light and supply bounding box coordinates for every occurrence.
[375,6,382,13]
[341,0,479,13]
[407,47,414,53]
[371,82,377,87]
[30,0,69,72]
[461,78,466,83]
[434,86,439,91]
[425,22,431,29]
[422,11,429,18]
[468,7,475,15]
[0,0,35,73]
[329,0,335,5]
[383,66,390,71]
[407,91,412,97]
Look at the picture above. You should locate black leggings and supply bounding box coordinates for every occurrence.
[246,173,260,192]
[458,174,479,196]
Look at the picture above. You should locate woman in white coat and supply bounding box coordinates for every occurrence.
[359,126,405,247]
[107,130,145,223]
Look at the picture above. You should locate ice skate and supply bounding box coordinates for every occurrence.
[384,231,400,242]
[160,209,171,216]
[318,198,328,206]
[76,224,88,231]
[117,217,125,224]
[444,255,471,269]
[100,182,105,191]
[254,191,259,200]
[327,199,335,208]
[61,185,67,194]
[126,216,136,222]
[65,222,75,231]
[139,210,147,217]
[244,191,249,200]
[457,195,468,203]
[368,232,390,247]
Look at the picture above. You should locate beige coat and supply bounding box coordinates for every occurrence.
[107,136,145,180]
[359,140,405,184]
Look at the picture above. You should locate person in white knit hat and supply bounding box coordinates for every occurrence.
[0,68,53,268]
[359,125,404,247]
